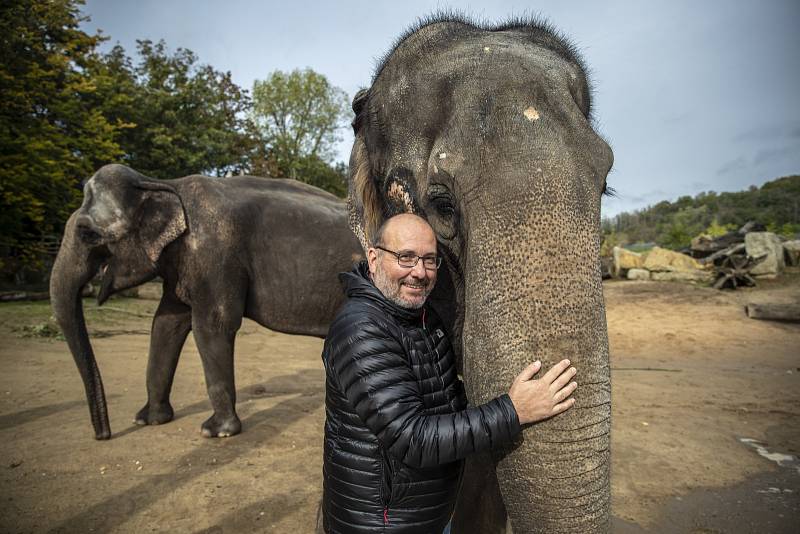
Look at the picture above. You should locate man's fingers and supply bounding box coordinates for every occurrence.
[541,359,572,384]
[515,361,542,383]
[554,381,578,402]
[552,397,576,415]
[550,366,577,392]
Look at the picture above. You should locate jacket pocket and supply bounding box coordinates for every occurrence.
[379,449,394,507]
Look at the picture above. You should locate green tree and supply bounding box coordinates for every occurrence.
[0,0,123,279]
[601,175,800,250]
[95,40,256,179]
[703,218,737,238]
[251,68,349,188]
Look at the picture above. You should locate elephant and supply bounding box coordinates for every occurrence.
[345,15,613,534]
[50,164,363,440]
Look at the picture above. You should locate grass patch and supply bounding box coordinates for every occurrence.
[0,297,157,339]
[15,320,64,340]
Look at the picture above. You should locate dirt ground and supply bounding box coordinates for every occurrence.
[1,272,798,533]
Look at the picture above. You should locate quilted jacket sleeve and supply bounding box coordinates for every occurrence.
[328,313,521,469]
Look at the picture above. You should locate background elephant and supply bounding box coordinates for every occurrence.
[51,164,362,440]
[346,16,613,533]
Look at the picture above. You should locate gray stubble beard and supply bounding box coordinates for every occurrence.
[372,265,433,309]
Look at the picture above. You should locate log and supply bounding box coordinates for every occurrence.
[0,291,50,302]
[745,302,800,322]
[711,252,765,289]
[691,231,743,257]
[701,243,745,265]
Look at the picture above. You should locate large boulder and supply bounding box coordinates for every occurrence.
[745,232,785,276]
[784,240,800,267]
[613,246,644,277]
[651,270,714,283]
[627,268,650,281]
[643,246,707,272]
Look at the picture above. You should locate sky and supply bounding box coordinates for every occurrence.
[81,0,800,218]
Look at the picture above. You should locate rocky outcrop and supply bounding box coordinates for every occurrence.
[613,247,644,278]
[643,247,708,273]
[745,232,785,276]
[783,240,800,267]
[626,268,650,281]
[613,246,644,277]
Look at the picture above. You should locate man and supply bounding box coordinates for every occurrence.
[321,214,578,533]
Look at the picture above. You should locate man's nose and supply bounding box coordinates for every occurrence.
[411,258,428,278]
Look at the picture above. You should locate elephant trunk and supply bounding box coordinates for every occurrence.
[50,214,111,439]
[461,181,610,532]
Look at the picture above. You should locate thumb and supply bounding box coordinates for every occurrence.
[515,360,541,383]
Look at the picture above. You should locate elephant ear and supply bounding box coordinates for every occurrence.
[351,88,369,133]
[347,136,381,253]
[134,181,187,264]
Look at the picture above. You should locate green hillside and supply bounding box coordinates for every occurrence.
[601,175,800,251]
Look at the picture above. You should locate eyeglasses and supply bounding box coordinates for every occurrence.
[375,246,442,270]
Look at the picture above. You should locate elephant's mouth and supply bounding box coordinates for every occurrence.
[96,261,114,306]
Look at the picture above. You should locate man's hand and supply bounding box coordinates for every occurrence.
[508,359,577,425]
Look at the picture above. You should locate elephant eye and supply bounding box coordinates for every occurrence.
[426,184,458,241]
[430,196,454,216]
[78,225,102,245]
[427,185,456,218]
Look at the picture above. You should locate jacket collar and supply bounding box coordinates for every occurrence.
[339,260,424,323]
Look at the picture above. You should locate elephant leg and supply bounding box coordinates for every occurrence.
[452,453,508,534]
[192,311,242,438]
[135,289,191,425]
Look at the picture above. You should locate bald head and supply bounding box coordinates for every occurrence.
[373,214,435,249]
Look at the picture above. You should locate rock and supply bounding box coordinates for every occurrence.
[651,270,713,283]
[745,232,785,276]
[600,256,614,279]
[627,268,650,281]
[613,246,643,277]
[691,234,714,252]
[783,240,800,267]
[738,221,766,234]
[643,246,707,272]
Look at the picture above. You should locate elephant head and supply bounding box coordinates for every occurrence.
[50,164,186,439]
[347,17,613,533]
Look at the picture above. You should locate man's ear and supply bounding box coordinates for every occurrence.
[367,247,378,276]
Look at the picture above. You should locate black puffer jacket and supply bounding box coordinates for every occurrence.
[322,262,521,533]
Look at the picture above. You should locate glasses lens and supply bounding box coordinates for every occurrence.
[398,254,418,267]
[422,256,440,269]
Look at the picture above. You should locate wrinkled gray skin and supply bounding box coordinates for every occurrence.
[347,17,613,534]
[51,164,362,440]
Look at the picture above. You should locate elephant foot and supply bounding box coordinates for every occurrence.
[200,413,241,438]
[134,402,174,425]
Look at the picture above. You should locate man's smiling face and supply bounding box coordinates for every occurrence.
[368,214,438,309]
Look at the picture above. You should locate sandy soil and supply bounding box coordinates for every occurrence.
[1,272,798,533]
